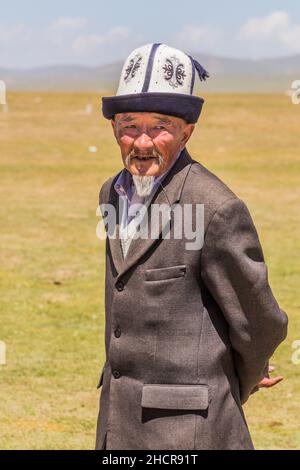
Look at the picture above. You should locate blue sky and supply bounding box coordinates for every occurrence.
[1,0,300,67]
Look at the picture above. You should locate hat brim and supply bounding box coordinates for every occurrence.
[102,92,204,124]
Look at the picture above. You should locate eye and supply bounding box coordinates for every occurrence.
[124,125,136,129]
[154,126,165,130]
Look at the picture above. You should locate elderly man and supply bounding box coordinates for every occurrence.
[95,43,288,450]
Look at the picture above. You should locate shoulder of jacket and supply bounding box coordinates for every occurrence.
[189,160,236,195]
[99,172,121,205]
[184,160,249,226]
[185,159,241,216]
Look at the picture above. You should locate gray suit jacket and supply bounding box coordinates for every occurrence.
[95,148,288,450]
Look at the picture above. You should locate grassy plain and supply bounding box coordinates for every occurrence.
[0,92,299,449]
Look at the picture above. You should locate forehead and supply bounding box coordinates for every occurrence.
[115,112,183,125]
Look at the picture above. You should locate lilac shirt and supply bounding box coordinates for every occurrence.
[114,150,182,226]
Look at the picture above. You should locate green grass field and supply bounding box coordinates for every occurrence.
[0,92,299,449]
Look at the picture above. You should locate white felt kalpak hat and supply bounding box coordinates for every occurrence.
[102,43,209,124]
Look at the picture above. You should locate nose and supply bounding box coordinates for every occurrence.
[134,133,153,153]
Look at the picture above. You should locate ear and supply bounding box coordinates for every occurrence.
[111,119,118,141]
[181,124,195,146]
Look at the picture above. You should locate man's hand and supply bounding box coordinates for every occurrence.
[257,365,284,388]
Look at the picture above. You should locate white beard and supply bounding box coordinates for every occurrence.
[125,152,164,197]
[132,175,155,197]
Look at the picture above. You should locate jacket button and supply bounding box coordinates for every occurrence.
[113,369,121,379]
[116,281,124,291]
[114,328,121,338]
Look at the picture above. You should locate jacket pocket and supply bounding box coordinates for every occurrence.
[141,384,209,410]
[144,265,186,282]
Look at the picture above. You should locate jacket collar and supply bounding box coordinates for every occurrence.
[106,147,193,279]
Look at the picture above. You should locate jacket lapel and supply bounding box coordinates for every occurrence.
[107,148,193,279]
[106,190,125,275]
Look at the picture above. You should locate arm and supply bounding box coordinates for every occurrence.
[201,197,288,404]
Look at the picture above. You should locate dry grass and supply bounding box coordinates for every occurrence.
[0,92,299,449]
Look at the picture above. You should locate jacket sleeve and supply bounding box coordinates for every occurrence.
[200,196,288,404]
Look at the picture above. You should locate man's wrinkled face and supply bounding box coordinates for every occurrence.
[111,112,194,177]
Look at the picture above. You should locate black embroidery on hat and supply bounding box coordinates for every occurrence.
[124,54,142,83]
[162,56,186,88]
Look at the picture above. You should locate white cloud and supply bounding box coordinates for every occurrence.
[2,11,299,68]
[49,16,88,33]
[172,24,222,53]
[280,24,300,52]
[239,10,300,54]
[0,23,31,44]
[240,11,289,39]
[0,19,137,67]
[72,26,131,54]
[47,16,88,45]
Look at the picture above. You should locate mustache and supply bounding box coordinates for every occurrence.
[125,149,164,166]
